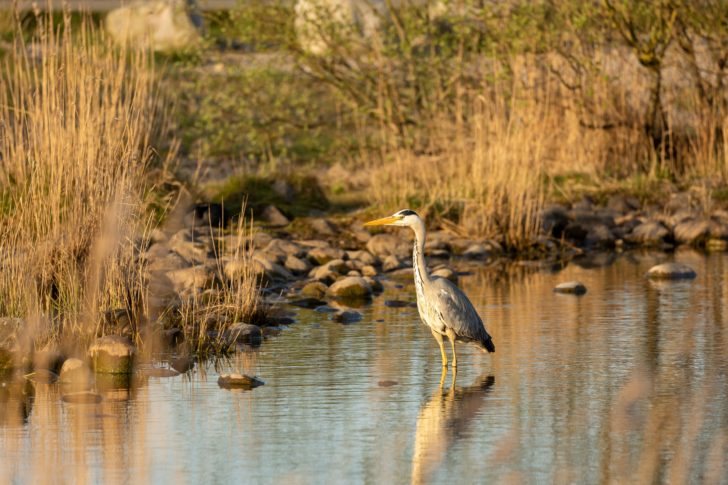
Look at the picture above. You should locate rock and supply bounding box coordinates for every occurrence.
[541,205,570,237]
[332,310,362,324]
[166,265,216,293]
[88,336,136,374]
[307,267,338,285]
[308,247,346,265]
[168,228,210,264]
[217,373,265,390]
[361,265,378,277]
[105,0,202,52]
[428,249,450,259]
[252,257,294,281]
[363,276,384,293]
[463,243,489,260]
[382,255,405,272]
[327,276,372,299]
[346,250,378,265]
[431,267,458,284]
[59,358,93,386]
[674,219,712,245]
[607,194,640,214]
[261,205,290,227]
[309,218,338,236]
[285,254,312,274]
[629,220,671,245]
[253,232,274,248]
[585,224,615,248]
[366,234,410,259]
[294,0,380,56]
[554,281,588,295]
[301,281,328,298]
[265,239,304,258]
[146,249,190,274]
[0,317,21,370]
[289,297,327,309]
[347,270,362,277]
[646,263,697,280]
[225,323,263,346]
[377,380,398,387]
[62,391,102,404]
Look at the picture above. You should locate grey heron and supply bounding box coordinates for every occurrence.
[364,210,495,370]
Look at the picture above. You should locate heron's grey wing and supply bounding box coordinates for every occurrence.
[431,277,493,345]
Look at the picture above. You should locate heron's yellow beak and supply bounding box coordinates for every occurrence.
[363,215,400,226]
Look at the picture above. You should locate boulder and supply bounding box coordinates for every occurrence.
[252,257,294,281]
[363,276,384,293]
[308,246,346,265]
[309,218,338,236]
[674,219,712,245]
[540,204,570,237]
[607,194,640,214]
[264,239,304,258]
[224,323,263,346]
[59,358,93,387]
[166,265,216,293]
[382,255,405,272]
[301,281,328,298]
[285,254,312,274]
[463,244,489,260]
[327,276,372,299]
[646,263,697,280]
[88,336,136,374]
[261,205,291,227]
[332,310,362,324]
[218,373,265,390]
[366,233,410,259]
[629,220,671,245]
[346,250,378,265]
[294,0,381,56]
[168,228,210,264]
[105,0,201,52]
[554,281,587,295]
[361,265,378,277]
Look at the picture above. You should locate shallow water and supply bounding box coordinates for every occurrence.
[2,251,728,484]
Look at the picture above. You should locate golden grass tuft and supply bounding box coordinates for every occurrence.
[0,11,158,352]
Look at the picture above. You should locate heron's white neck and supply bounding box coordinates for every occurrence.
[410,217,431,286]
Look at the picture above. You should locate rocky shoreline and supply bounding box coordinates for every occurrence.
[0,190,718,392]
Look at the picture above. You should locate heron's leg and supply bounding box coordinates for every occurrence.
[430,329,448,368]
[437,366,447,390]
[445,328,458,368]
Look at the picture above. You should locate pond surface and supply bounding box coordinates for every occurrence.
[2,251,728,484]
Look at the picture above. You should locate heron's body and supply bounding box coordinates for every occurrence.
[365,210,495,370]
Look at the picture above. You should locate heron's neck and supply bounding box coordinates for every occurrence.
[411,219,431,285]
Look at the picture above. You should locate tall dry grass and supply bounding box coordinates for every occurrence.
[0,12,158,352]
[366,68,556,250]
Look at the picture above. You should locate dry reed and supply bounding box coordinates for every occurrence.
[0,10,156,353]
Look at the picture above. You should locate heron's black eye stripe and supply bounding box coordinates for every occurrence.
[398,209,417,217]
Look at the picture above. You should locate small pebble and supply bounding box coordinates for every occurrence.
[554,281,588,295]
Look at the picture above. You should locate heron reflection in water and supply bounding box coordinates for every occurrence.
[365,210,495,376]
[411,370,496,485]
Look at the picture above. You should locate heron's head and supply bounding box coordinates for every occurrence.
[364,209,421,228]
